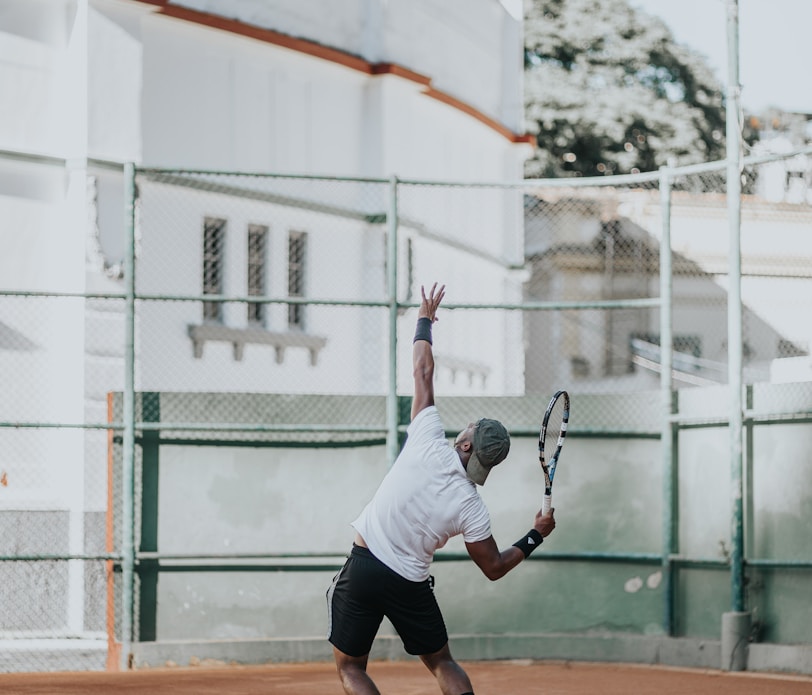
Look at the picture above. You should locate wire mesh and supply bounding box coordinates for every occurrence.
[1,153,811,672]
[133,172,392,400]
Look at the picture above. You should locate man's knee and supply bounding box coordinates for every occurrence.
[333,648,381,695]
[419,642,455,671]
[333,646,369,673]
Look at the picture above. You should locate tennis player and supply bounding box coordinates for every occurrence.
[326,283,556,695]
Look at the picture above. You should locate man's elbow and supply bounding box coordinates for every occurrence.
[481,565,508,582]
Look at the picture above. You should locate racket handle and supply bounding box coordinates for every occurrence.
[542,493,552,516]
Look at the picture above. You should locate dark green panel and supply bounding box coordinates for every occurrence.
[138,392,161,642]
[434,560,663,636]
[747,568,812,644]
[675,567,729,638]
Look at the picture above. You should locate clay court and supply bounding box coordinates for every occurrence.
[1,661,811,695]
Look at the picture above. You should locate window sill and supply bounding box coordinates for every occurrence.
[187,324,327,365]
[436,353,491,387]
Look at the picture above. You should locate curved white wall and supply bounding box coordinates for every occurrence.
[169,0,525,132]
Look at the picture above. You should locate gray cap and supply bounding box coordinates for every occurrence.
[466,418,510,485]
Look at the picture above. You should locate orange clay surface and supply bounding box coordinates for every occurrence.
[1,660,811,695]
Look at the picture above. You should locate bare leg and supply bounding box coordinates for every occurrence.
[420,642,474,695]
[333,647,381,695]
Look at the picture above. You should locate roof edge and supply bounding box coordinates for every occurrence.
[133,0,534,145]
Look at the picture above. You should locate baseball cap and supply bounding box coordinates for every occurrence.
[466,418,510,485]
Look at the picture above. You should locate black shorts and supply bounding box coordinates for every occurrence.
[326,544,448,657]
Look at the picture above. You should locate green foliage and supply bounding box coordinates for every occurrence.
[524,0,728,178]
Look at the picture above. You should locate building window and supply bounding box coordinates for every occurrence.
[203,217,226,322]
[247,224,268,325]
[405,237,414,301]
[288,231,307,329]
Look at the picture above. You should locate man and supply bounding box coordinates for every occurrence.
[327,283,556,695]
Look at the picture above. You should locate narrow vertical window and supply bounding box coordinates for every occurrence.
[406,237,414,302]
[203,217,226,322]
[288,231,307,329]
[247,224,268,325]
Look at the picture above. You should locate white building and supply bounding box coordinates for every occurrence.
[0,0,531,652]
[523,178,812,396]
[0,0,535,408]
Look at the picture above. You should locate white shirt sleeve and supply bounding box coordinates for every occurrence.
[459,493,492,543]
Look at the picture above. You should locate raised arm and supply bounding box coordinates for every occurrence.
[465,507,556,581]
[411,283,445,421]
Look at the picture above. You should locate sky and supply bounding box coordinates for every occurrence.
[630,0,812,114]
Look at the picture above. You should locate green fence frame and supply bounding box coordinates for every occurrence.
[2,146,812,671]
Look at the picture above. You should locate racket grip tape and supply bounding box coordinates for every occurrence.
[542,493,552,515]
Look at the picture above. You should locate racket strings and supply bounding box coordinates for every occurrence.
[543,404,565,453]
[541,462,552,490]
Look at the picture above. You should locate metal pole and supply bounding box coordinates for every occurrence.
[659,164,676,635]
[386,176,400,466]
[120,162,137,670]
[726,0,745,615]
[722,0,750,672]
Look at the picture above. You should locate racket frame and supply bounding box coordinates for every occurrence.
[539,389,570,513]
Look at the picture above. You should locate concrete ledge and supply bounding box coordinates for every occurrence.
[130,634,812,676]
[132,634,719,670]
[448,633,720,670]
[132,637,335,669]
[187,324,327,364]
[749,643,812,676]
[0,639,107,673]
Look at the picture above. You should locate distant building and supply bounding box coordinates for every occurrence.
[523,184,812,395]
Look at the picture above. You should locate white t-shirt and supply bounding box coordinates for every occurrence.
[352,406,492,582]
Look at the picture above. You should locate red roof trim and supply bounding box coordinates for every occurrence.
[424,87,535,145]
[156,3,373,73]
[135,1,533,145]
[370,62,432,87]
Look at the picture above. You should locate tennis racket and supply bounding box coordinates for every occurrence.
[540,390,570,515]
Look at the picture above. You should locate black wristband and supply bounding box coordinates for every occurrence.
[413,317,433,344]
[513,529,543,558]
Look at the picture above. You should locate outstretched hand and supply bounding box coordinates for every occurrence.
[419,283,445,322]
[534,507,556,538]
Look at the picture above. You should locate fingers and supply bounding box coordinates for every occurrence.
[420,283,446,320]
[421,283,443,300]
[434,286,445,318]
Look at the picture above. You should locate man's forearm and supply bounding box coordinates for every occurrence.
[411,340,435,419]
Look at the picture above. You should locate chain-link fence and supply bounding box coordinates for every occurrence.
[1,149,811,672]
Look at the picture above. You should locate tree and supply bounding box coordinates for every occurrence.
[524,0,729,178]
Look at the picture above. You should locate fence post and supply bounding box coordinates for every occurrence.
[121,162,137,670]
[659,163,676,635]
[386,175,400,466]
[723,0,749,671]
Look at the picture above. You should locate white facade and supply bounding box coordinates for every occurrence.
[1,0,532,399]
[0,0,531,647]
